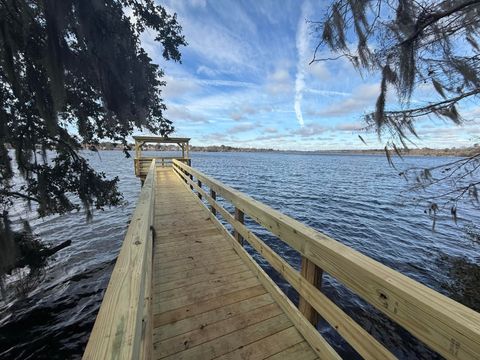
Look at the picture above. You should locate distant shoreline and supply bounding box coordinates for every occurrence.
[92,143,479,158]
[187,147,478,157]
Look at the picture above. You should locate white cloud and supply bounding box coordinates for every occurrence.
[198,79,256,88]
[463,106,480,120]
[310,83,379,117]
[230,104,257,121]
[229,123,257,134]
[166,105,208,123]
[308,62,331,81]
[204,132,229,142]
[266,68,293,95]
[196,65,219,77]
[263,127,278,133]
[163,74,256,101]
[251,133,287,142]
[163,75,200,99]
[291,122,327,137]
[305,88,350,97]
[294,1,312,127]
[172,5,258,74]
[334,122,363,132]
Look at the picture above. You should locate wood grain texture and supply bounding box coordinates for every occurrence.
[298,257,323,326]
[173,159,480,360]
[174,163,393,359]
[173,167,340,359]
[83,160,156,360]
[152,167,322,359]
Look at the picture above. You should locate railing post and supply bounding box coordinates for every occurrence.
[210,189,217,215]
[298,257,323,325]
[161,158,164,167]
[197,180,202,199]
[234,208,244,245]
[182,169,187,184]
[189,173,193,190]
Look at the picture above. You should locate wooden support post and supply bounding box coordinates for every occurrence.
[161,158,164,167]
[197,180,202,199]
[298,257,323,325]
[233,208,244,245]
[134,140,140,176]
[210,189,217,215]
[134,140,140,159]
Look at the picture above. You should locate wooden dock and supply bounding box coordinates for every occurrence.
[83,137,480,360]
[152,168,318,359]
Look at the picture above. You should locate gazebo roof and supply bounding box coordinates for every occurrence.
[133,136,190,144]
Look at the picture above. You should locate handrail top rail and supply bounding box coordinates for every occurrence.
[133,135,190,143]
[136,156,191,160]
[172,159,480,358]
[83,159,156,359]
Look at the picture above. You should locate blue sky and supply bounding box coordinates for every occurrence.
[138,0,479,150]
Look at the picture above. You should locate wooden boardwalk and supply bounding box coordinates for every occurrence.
[152,168,318,359]
[83,142,480,360]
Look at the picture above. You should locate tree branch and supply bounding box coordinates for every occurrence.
[0,190,40,203]
[397,0,480,47]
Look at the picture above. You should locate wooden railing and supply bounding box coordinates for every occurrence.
[134,157,190,177]
[83,159,156,360]
[172,159,480,360]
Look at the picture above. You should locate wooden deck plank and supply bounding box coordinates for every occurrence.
[264,341,318,360]
[155,256,243,280]
[154,270,255,300]
[153,242,233,259]
[152,167,318,360]
[154,232,225,246]
[156,263,250,292]
[215,326,304,360]
[153,293,274,342]
[153,277,260,312]
[154,303,283,358]
[159,315,293,360]
[155,225,220,238]
[153,285,267,328]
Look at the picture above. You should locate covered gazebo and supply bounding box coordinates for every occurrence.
[133,136,191,179]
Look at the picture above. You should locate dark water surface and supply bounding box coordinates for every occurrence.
[1,151,479,359]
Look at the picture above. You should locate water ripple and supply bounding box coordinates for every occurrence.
[0,151,478,359]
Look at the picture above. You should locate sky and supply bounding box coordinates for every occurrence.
[138,0,480,150]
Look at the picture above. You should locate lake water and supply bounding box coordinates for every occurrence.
[0,151,479,359]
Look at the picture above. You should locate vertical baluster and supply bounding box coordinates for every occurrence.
[197,180,202,199]
[182,169,187,184]
[298,257,323,325]
[234,208,244,245]
[210,190,217,215]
